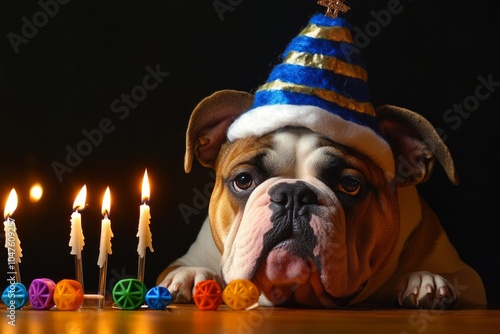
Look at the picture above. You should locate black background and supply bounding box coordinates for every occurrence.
[1,0,499,304]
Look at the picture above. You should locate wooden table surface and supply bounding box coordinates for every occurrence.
[2,303,500,334]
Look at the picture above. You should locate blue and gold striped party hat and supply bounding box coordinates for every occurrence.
[227,2,395,177]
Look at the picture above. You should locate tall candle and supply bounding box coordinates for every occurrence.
[98,187,113,267]
[97,186,113,308]
[3,189,22,282]
[137,169,153,281]
[69,185,86,288]
[137,169,154,257]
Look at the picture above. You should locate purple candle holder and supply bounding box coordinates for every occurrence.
[29,278,56,310]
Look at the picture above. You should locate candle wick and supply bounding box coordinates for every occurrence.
[142,199,150,205]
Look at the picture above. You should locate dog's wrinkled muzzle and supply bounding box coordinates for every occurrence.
[221,179,362,308]
[253,182,320,304]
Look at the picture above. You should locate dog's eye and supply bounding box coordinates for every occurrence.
[337,176,361,196]
[233,173,255,192]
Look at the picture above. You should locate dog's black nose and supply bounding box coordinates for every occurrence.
[266,181,319,250]
[269,181,319,212]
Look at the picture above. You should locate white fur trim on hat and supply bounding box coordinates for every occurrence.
[227,105,395,177]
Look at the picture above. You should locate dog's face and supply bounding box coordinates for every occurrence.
[185,90,458,308]
[210,126,400,307]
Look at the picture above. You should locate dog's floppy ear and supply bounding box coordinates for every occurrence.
[185,89,254,173]
[376,104,459,187]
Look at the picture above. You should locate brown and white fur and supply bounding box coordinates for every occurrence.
[157,90,486,309]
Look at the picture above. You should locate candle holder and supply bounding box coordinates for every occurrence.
[137,256,146,282]
[145,286,172,310]
[112,278,147,310]
[12,262,21,285]
[97,264,108,308]
[80,293,105,309]
[53,279,84,311]
[28,278,56,310]
[74,256,84,291]
[1,282,29,309]
[193,280,223,311]
[222,279,260,310]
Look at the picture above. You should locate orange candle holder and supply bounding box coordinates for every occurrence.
[222,279,260,310]
[193,280,223,311]
[53,279,84,311]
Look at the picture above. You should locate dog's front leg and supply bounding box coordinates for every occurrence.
[157,217,222,303]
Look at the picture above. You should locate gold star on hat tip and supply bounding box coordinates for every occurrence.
[317,0,351,18]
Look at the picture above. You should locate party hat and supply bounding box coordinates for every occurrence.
[227,1,395,177]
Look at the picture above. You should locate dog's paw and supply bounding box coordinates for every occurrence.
[157,267,222,303]
[394,271,458,309]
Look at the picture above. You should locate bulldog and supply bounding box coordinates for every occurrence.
[157,89,486,309]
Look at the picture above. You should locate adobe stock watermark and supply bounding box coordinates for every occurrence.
[106,266,135,295]
[51,64,169,182]
[213,0,244,22]
[5,262,17,326]
[49,303,98,334]
[436,73,499,142]
[383,73,498,188]
[7,0,72,54]
[341,0,405,61]
[5,277,18,327]
[178,171,216,224]
[387,73,498,188]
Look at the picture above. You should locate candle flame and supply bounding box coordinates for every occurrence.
[141,169,150,203]
[29,183,43,202]
[4,188,18,219]
[73,185,87,211]
[102,187,111,216]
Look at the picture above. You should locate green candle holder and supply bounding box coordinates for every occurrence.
[112,278,147,310]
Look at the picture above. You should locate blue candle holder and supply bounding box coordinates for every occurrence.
[1,282,29,309]
[145,286,172,310]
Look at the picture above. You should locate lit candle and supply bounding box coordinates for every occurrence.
[3,189,22,282]
[97,186,113,308]
[137,169,154,282]
[98,187,113,268]
[69,185,86,289]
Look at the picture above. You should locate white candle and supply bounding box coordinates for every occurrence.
[98,187,113,268]
[137,169,154,258]
[3,189,22,282]
[69,185,86,259]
